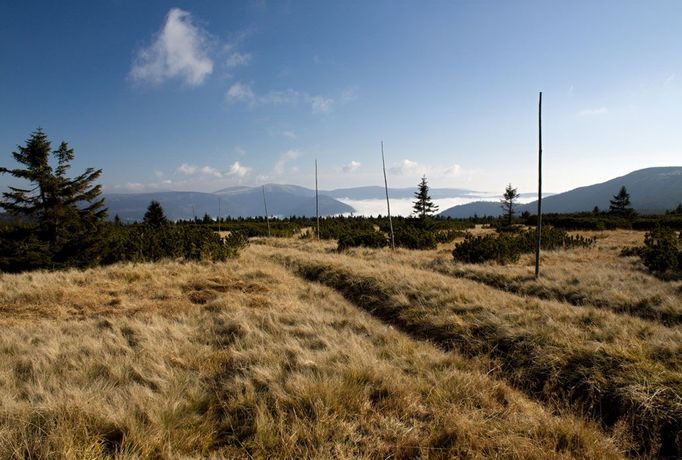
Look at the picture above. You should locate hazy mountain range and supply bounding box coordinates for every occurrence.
[22,166,674,222]
[439,167,682,218]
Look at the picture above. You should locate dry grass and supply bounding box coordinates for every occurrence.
[0,257,622,458]
[258,232,682,457]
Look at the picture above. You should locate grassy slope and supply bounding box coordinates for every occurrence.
[0,258,620,458]
[255,230,682,457]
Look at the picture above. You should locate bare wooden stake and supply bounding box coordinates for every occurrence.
[381,141,395,250]
[262,185,271,237]
[315,159,320,239]
[535,91,543,278]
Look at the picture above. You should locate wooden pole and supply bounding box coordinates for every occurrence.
[535,92,543,278]
[262,185,271,237]
[381,141,395,250]
[315,159,320,239]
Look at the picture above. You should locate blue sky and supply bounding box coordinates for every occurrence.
[1,1,681,194]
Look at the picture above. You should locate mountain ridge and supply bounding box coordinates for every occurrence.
[440,167,682,217]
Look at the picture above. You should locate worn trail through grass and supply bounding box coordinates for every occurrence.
[263,244,682,458]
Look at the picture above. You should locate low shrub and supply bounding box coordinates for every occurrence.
[641,226,680,274]
[452,227,594,264]
[452,234,521,264]
[337,231,388,251]
[103,224,248,264]
[393,226,438,250]
[434,229,468,244]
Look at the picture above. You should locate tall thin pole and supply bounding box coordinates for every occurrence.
[535,92,543,278]
[381,141,395,250]
[315,159,320,239]
[262,185,271,237]
[218,197,221,233]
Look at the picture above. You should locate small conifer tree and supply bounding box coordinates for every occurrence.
[500,183,520,226]
[609,186,635,217]
[143,201,168,227]
[412,176,438,219]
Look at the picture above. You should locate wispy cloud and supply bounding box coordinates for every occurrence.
[281,130,297,139]
[129,8,213,86]
[342,160,361,173]
[226,82,255,101]
[177,161,251,179]
[225,51,252,68]
[578,107,608,116]
[389,159,427,176]
[390,159,463,178]
[311,95,334,113]
[664,72,676,86]
[226,161,251,178]
[226,82,347,114]
[274,149,301,175]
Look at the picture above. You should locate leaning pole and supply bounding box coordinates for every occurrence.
[315,159,320,239]
[381,141,395,250]
[535,92,543,278]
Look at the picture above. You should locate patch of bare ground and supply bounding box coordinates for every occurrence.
[0,256,621,458]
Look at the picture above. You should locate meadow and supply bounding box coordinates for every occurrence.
[0,229,680,458]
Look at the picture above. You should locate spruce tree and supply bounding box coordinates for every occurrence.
[0,129,107,269]
[609,186,635,217]
[143,201,168,227]
[412,175,438,219]
[500,183,520,226]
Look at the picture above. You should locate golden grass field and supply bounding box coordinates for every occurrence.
[0,229,680,458]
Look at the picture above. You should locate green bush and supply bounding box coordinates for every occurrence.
[434,229,468,244]
[102,224,248,264]
[641,226,680,274]
[451,234,521,264]
[393,225,437,250]
[337,231,388,251]
[452,227,594,264]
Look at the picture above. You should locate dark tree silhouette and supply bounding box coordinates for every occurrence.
[609,186,635,217]
[143,201,168,227]
[0,129,107,269]
[412,176,438,219]
[500,183,520,226]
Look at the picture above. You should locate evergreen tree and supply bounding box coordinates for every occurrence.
[609,186,635,217]
[143,201,168,227]
[412,176,438,218]
[500,183,520,226]
[0,129,107,269]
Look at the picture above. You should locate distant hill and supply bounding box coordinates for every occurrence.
[104,184,353,222]
[440,167,682,217]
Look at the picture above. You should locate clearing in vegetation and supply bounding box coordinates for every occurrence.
[0,229,680,458]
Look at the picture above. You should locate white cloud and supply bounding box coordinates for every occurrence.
[665,72,676,85]
[444,164,462,176]
[274,149,301,175]
[199,166,222,177]
[281,130,297,139]
[226,82,255,102]
[178,161,251,179]
[342,160,361,173]
[340,86,358,103]
[311,95,334,113]
[225,52,252,68]
[389,159,428,176]
[578,107,608,116]
[177,163,198,175]
[129,8,213,86]
[226,83,338,114]
[227,161,251,178]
